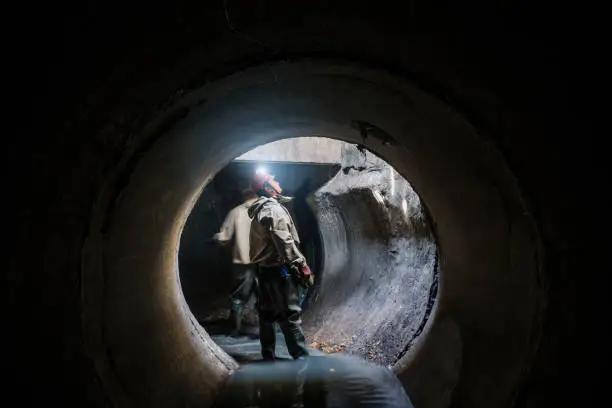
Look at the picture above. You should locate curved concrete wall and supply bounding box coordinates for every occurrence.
[303,145,437,366]
[78,61,543,407]
[9,4,599,407]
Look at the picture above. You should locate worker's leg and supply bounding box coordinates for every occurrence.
[244,264,259,303]
[257,273,278,360]
[229,264,256,335]
[277,275,309,359]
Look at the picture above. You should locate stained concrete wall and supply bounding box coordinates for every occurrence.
[303,144,437,366]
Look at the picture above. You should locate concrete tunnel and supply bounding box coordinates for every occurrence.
[77,62,542,407]
[6,3,604,407]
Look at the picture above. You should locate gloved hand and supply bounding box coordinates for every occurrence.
[291,262,314,288]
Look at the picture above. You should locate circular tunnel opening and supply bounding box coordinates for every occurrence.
[82,60,544,408]
[178,137,438,366]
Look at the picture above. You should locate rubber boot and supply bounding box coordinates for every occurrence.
[229,300,243,337]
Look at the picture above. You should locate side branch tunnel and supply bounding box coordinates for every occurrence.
[304,148,437,366]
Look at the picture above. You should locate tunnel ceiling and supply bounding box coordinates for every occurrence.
[234,136,344,164]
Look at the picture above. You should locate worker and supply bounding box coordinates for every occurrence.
[248,170,314,361]
[212,188,259,337]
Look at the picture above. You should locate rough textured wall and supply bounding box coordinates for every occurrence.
[303,144,437,366]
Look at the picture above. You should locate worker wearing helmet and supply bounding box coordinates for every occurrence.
[248,170,314,360]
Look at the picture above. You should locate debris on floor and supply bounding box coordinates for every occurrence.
[308,340,349,354]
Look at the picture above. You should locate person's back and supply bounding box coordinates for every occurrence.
[248,171,314,361]
[216,196,258,265]
[248,196,302,267]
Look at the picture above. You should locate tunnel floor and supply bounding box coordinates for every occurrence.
[205,320,324,362]
[206,317,415,407]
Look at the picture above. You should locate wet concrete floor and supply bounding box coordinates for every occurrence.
[207,321,414,408]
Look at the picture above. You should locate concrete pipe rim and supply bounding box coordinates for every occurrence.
[81,59,545,408]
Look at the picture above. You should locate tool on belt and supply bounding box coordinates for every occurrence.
[286,262,315,288]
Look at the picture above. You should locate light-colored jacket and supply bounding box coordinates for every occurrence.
[248,196,305,267]
[213,197,258,264]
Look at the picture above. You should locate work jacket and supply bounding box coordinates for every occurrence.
[213,197,258,264]
[248,196,305,267]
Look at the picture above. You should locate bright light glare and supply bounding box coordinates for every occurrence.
[256,166,267,175]
[402,198,408,215]
[372,190,384,205]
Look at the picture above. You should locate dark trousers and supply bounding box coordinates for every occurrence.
[229,264,257,332]
[257,266,309,359]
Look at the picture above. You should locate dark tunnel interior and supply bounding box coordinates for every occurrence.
[5,2,606,408]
